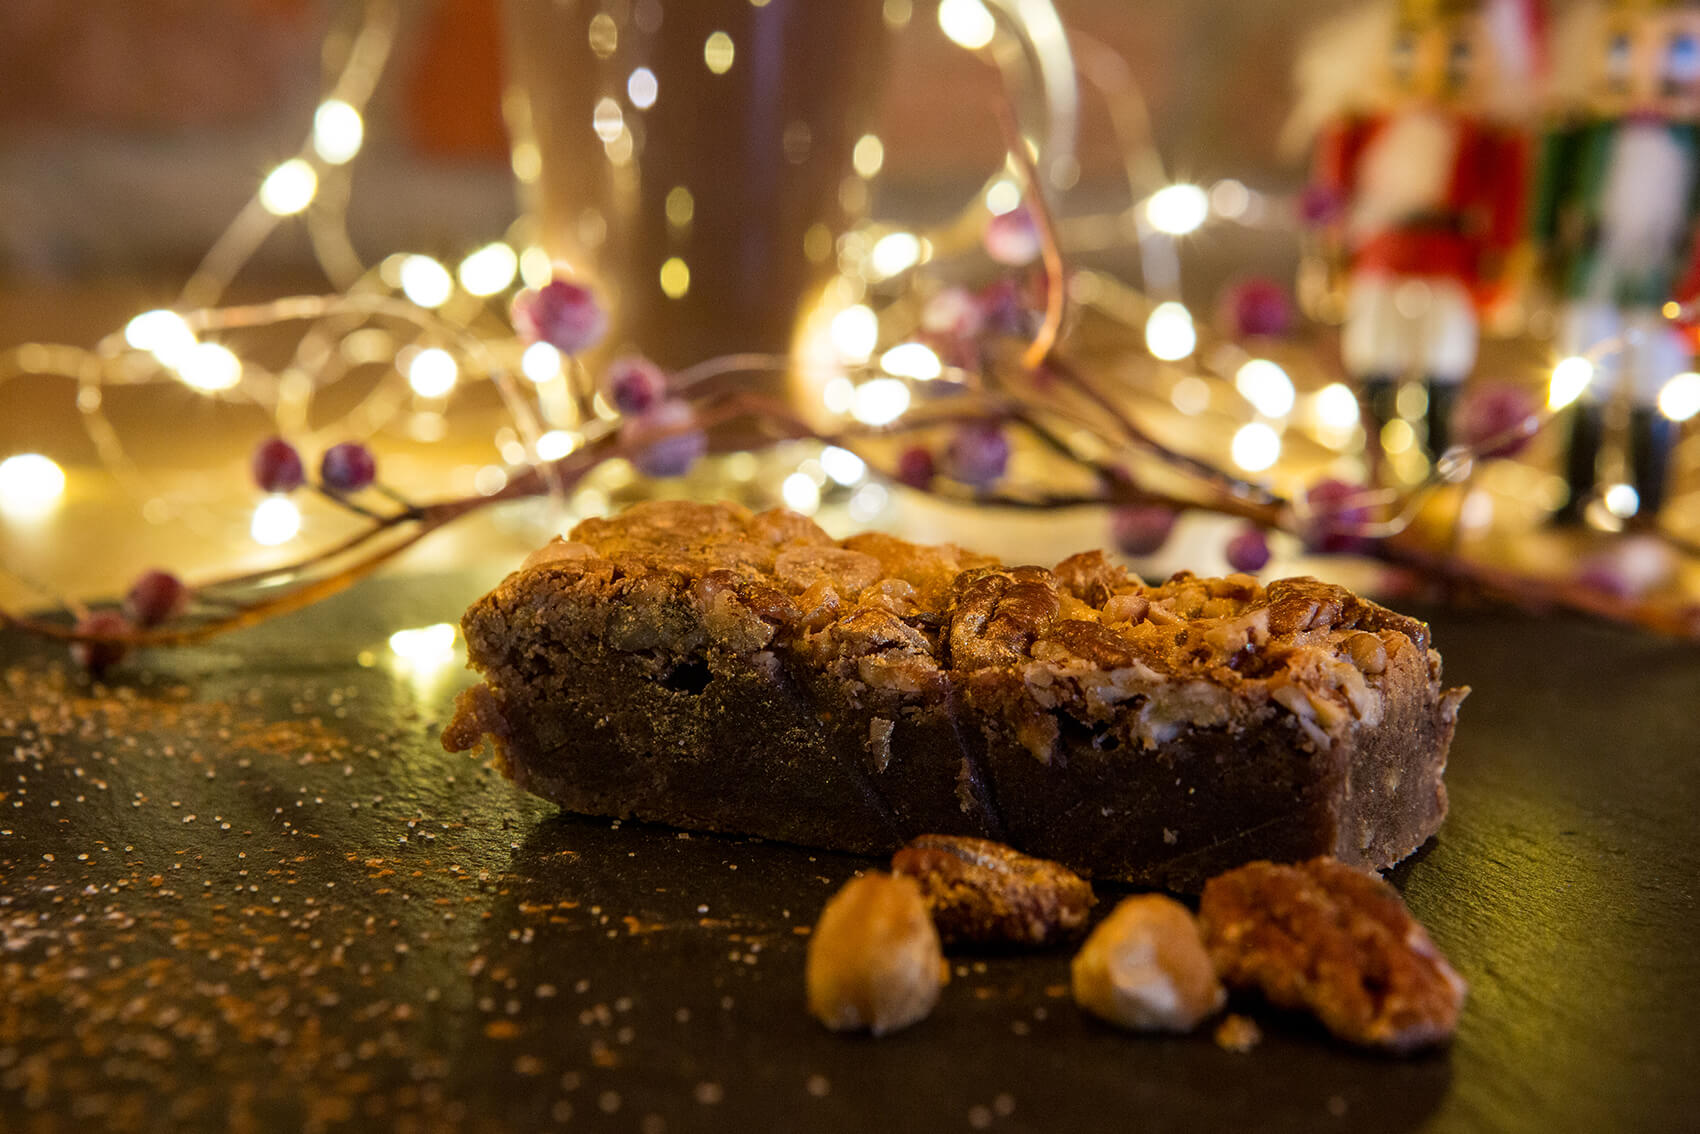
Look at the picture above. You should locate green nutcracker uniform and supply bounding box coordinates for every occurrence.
[1531,0,1700,524]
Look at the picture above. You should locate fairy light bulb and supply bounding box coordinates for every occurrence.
[1657,372,1700,421]
[399,255,454,308]
[853,134,885,179]
[1230,423,1281,472]
[0,454,66,520]
[781,472,822,514]
[704,31,736,73]
[627,67,659,109]
[1145,184,1209,235]
[852,379,911,426]
[820,446,867,485]
[830,305,879,364]
[1144,302,1196,361]
[388,623,457,665]
[1234,359,1294,418]
[939,0,996,49]
[312,100,364,164]
[879,342,943,380]
[457,243,518,297]
[177,342,242,392]
[522,342,563,383]
[407,348,458,398]
[1548,357,1594,411]
[251,495,302,546]
[1314,382,1361,429]
[868,232,923,279]
[125,309,198,368]
[259,159,318,216]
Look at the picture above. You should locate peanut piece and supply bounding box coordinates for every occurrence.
[806,872,945,1036]
[1071,895,1224,1032]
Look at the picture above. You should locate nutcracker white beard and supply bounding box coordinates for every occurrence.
[1595,123,1692,282]
[1349,109,1460,244]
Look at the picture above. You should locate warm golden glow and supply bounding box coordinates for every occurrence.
[0,454,66,520]
[588,13,618,58]
[399,255,453,308]
[853,134,885,179]
[1548,357,1594,411]
[406,348,458,398]
[938,0,996,49]
[177,342,242,392]
[313,100,364,165]
[704,31,736,74]
[458,242,518,297]
[627,67,659,109]
[666,186,695,228]
[251,496,302,546]
[1234,359,1294,418]
[593,98,625,143]
[660,257,691,298]
[1658,372,1700,421]
[259,159,318,216]
[1230,423,1281,472]
[1145,184,1209,235]
[1144,302,1196,361]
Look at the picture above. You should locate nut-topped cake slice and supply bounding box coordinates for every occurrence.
[444,501,1466,890]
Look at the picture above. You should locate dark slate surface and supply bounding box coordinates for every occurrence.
[1,574,1696,1133]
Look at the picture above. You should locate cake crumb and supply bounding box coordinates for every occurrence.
[1213,1013,1262,1053]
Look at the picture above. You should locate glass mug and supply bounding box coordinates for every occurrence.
[502,0,1075,375]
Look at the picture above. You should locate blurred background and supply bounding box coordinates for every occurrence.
[0,0,1320,294]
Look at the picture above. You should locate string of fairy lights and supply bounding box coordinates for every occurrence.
[2,0,1697,556]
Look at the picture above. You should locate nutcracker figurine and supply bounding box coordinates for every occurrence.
[1533,0,1700,525]
[1305,0,1539,460]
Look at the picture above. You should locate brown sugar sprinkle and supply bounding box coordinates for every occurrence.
[1213,1014,1263,1054]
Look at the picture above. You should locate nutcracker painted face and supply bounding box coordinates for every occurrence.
[1386,0,1495,108]
[1595,0,1700,119]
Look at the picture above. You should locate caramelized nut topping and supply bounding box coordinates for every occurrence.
[806,873,946,1036]
[1070,895,1224,1032]
[891,835,1095,947]
[1198,857,1466,1053]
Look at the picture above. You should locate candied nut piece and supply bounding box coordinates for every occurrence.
[1198,857,1467,1053]
[892,835,1096,947]
[1070,895,1225,1033]
[806,872,946,1036]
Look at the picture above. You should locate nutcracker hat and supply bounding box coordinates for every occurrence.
[1396,0,1548,88]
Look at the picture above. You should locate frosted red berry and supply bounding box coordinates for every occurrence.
[320,442,377,493]
[1303,479,1372,553]
[945,424,1010,487]
[985,207,1042,267]
[511,279,608,355]
[1111,505,1177,557]
[1217,277,1293,339]
[1453,384,1537,459]
[604,356,669,415]
[622,400,706,478]
[71,611,129,676]
[252,437,304,493]
[1225,527,1271,573]
[895,446,936,490]
[124,570,190,627]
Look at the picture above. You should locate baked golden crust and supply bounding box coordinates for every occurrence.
[502,500,1448,759]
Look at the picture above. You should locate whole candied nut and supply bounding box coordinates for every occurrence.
[1198,857,1466,1053]
[806,872,946,1036]
[1070,895,1224,1032]
[892,835,1095,947]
